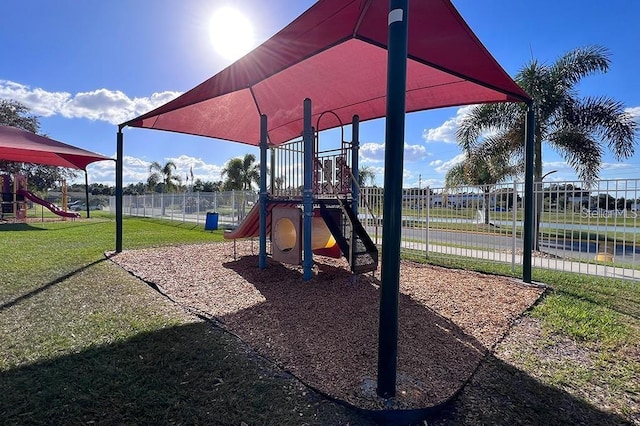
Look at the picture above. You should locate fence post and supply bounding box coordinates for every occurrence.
[196,191,200,225]
[512,182,517,272]
[425,186,430,258]
[232,190,236,225]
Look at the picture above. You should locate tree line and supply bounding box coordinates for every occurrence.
[1,99,79,192]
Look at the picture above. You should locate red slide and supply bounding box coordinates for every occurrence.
[17,189,80,218]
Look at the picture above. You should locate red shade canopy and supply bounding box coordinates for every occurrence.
[124,0,530,145]
[0,125,111,170]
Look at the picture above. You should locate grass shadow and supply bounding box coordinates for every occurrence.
[0,222,46,232]
[430,353,631,425]
[0,218,111,233]
[0,258,107,311]
[0,322,375,425]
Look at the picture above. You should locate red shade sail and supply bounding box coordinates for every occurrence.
[124,0,530,145]
[0,125,111,170]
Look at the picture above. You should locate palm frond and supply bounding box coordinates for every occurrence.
[560,96,637,160]
[551,45,610,88]
[455,103,521,150]
[148,161,162,173]
[548,129,603,183]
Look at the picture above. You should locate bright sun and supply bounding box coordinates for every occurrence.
[209,7,255,61]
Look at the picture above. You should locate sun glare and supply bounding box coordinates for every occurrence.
[209,7,255,61]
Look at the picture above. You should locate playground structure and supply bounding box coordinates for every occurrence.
[115,0,536,398]
[1,174,80,221]
[223,110,379,277]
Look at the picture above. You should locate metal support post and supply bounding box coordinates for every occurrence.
[259,114,268,269]
[302,98,314,280]
[377,0,408,399]
[116,127,124,252]
[351,115,360,216]
[523,104,535,283]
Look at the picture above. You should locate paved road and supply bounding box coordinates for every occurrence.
[367,224,640,266]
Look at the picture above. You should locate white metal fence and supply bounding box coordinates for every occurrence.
[110,191,258,228]
[111,179,640,281]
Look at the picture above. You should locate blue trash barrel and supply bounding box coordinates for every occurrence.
[205,212,219,230]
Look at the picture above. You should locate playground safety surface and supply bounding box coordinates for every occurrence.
[110,241,544,411]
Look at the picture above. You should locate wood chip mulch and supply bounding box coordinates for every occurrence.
[109,241,544,411]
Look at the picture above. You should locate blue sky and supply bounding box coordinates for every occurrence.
[2,0,639,188]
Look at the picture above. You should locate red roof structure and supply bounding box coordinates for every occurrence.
[0,125,111,170]
[124,0,530,144]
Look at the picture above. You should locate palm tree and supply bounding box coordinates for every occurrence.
[445,152,519,225]
[221,154,260,190]
[357,166,376,187]
[148,160,181,193]
[456,45,637,245]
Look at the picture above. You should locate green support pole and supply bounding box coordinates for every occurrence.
[377,0,408,399]
[84,170,90,219]
[351,115,360,216]
[116,127,124,253]
[302,98,314,281]
[259,114,268,269]
[522,104,535,283]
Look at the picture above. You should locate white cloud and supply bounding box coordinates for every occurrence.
[403,143,427,162]
[360,142,385,162]
[81,154,226,186]
[430,153,467,174]
[166,154,224,181]
[0,79,181,125]
[422,105,476,144]
[626,106,640,121]
[360,142,428,163]
[600,162,636,171]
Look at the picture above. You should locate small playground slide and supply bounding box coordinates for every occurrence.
[17,189,80,218]
[223,202,299,239]
[225,202,343,259]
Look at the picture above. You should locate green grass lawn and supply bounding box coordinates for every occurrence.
[2,213,638,424]
[0,213,370,425]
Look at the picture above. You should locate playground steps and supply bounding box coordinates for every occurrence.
[319,200,378,274]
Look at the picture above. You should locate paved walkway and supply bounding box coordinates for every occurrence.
[401,240,640,281]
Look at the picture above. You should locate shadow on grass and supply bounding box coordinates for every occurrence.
[431,353,631,426]
[0,218,111,233]
[0,322,374,426]
[0,258,108,312]
[0,222,46,232]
